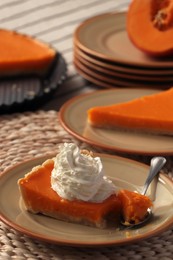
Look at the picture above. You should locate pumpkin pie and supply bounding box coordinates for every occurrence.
[118,190,153,225]
[18,142,153,228]
[18,159,152,228]
[18,158,121,228]
[0,29,56,77]
[87,88,173,135]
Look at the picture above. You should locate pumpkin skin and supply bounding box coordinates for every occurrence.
[127,0,173,57]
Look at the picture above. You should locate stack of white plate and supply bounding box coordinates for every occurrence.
[73,12,173,89]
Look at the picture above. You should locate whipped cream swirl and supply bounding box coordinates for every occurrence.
[51,143,116,202]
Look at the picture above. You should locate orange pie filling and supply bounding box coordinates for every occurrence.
[118,190,153,224]
[0,29,56,77]
[87,88,173,135]
[19,158,121,228]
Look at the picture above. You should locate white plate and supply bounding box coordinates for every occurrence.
[0,154,173,246]
[59,88,173,155]
[74,12,173,68]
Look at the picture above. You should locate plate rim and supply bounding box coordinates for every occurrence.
[74,52,173,82]
[0,153,173,247]
[74,46,173,76]
[74,62,113,88]
[59,88,173,155]
[74,11,173,68]
[74,58,171,88]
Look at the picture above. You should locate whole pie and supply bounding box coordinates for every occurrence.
[87,88,173,135]
[0,29,56,77]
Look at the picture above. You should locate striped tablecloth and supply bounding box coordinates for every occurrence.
[0,1,173,259]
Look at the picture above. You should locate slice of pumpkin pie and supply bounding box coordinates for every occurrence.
[18,143,153,228]
[18,143,121,228]
[88,88,173,135]
[0,29,56,77]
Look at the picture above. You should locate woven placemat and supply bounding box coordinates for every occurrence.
[0,110,173,260]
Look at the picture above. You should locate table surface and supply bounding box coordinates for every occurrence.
[0,1,173,259]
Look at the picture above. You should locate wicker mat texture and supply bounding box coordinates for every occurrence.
[0,110,173,260]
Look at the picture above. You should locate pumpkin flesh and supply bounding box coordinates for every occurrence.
[127,0,173,56]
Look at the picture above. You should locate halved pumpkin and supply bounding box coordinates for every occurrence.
[127,0,173,57]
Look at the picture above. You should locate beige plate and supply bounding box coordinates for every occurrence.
[59,88,173,155]
[74,12,173,68]
[74,58,172,89]
[74,47,173,76]
[74,51,173,82]
[0,154,173,246]
[74,62,113,88]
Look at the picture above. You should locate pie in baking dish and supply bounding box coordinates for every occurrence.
[0,29,56,77]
